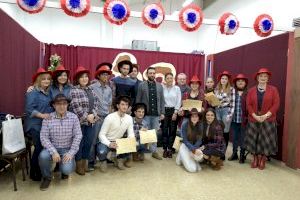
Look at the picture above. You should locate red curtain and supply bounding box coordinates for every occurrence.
[212,33,289,161]
[0,9,42,116]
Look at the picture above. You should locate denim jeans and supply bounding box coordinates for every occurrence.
[97,142,129,161]
[75,124,96,161]
[144,115,160,153]
[88,120,103,167]
[215,107,232,133]
[30,129,43,177]
[39,148,75,179]
[231,122,245,154]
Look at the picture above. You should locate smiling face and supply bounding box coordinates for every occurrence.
[177,74,187,86]
[78,73,89,87]
[190,82,199,91]
[220,75,229,86]
[236,79,246,90]
[57,72,68,85]
[39,73,52,89]
[165,74,174,86]
[130,67,138,79]
[120,64,130,76]
[190,113,200,125]
[257,73,269,84]
[205,77,214,90]
[205,111,215,124]
[147,68,156,81]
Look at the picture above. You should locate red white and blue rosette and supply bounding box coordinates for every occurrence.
[179,4,204,32]
[103,0,130,25]
[254,14,274,37]
[61,0,90,17]
[219,12,239,35]
[17,0,46,14]
[142,3,165,29]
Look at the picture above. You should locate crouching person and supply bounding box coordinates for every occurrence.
[97,95,135,172]
[39,94,82,191]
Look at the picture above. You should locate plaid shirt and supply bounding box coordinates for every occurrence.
[215,87,236,116]
[203,123,226,155]
[233,92,242,123]
[40,112,82,157]
[90,81,112,118]
[133,118,148,142]
[70,85,101,125]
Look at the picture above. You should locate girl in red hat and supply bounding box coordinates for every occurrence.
[69,66,101,175]
[214,71,236,157]
[244,68,280,170]
[50,65,72,100]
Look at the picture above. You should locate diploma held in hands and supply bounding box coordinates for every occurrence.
[205,92,221,107]
[172,136,183,151]
[182,100,202,111]
[139,129,157,144]
[116,138,137,155]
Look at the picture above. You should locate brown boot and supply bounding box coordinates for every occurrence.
[139,153,145,161]
[124,158,133,168]
[76,160,85,175]
[209,156,222,170]
[152,152,162,160]
[82,159,88,173]
[251,155,258,168]
[115,159,126,170]
[132,153,140,162]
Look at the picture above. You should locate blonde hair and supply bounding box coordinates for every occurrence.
[216,76,231,95]
[34,73,52,91]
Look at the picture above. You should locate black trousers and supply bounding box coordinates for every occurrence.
[161,107,177,150]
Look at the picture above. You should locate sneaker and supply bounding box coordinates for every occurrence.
[86,165,95,172]
[99,161,107,173]
[40,178,51,191]
[152,152,162,160]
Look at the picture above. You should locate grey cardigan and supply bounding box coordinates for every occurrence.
[136,81,165,116]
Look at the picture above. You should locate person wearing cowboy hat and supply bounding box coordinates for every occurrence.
[24,67,53,181]
[214,70,236,159]
[244,68,280,170]
[39,94,82,191]
[176,108,204,173]
[69,66,101,176]
[49,65,72,100]
[87,63,114,171]
[228,74,248,163]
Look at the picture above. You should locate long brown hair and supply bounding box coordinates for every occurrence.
[203,108,224,139]
[187,114,203,143]
[216,75,231,95]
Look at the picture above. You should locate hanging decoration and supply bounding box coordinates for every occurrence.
[179,4,204,32]
[61,0,90,17]
[219,12,239,35]
[142,3,165,29]
[17,0,46,14]
[254,14,274,37]
[103,0,130,25]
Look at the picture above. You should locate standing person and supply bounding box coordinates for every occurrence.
[39,94,82,191]
[130,64,142,101]
[50,65,72,100]
[162,73,181,158]
[24,68,53,181]
[136,67,165,160]
[204,77,215,94]
[244,68,280,170]
[69,66,100,175]
[214,71,235,157]
[177,73,191,96]
[228,74,248,163]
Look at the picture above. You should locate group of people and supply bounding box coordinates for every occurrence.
[24,59,280,191]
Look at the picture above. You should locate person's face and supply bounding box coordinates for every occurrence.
[134,108,145,119]
[165,75,173,85]
[206,78,214,89]
[120,64,130,76]
[257,73,269,84]
[98,72,110,83]
[177,75,187,86]
[57,72,68,85]
[117,100,129,113]
[190,82,199,91]
[130,67,138,79]
[220,75,229,86]
[79,73,89,87]
[191,113,200,124]
[40,74,51,88]
[54,101,68,116]
[206,111,215,124]
[236,79,246,90]
[147,69,156,81]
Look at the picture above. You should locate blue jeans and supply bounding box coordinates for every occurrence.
[88,120,103,167]
[231,122,245,154]
[39,148,75,179]
[30,129,43,178]
[144,116,160,153]
[215,107,232,133]
[75,124,96,161]
[97,143,129,161]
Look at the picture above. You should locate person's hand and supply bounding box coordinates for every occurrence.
[172,113,177,121]
[87,114,95,124]
[259,115,268,122]
[160,114,165,120]
[141,127,148,131]
[52,153,61,163]
[195,149,202,156]
[253,114,263,123]
[226,115,232,122]
[200,146,205,151]
[39,113,50,119]
[109,142,117,149]
[26,86,34,93]
[178,109,184,116]
[62,153,73,164]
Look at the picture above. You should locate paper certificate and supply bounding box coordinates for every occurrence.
[182,99,202,111]
[172,136,183,151]
[205,92,221,107]
[139,129,157,144]
[116,138,137,155]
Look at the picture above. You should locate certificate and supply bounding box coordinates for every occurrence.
[116,138,137,155]
[139,129,157,144]
[182,99,202,111]
[205,92,221,107]
[172,136,183,151]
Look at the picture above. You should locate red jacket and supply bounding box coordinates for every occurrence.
[246,85,280,122]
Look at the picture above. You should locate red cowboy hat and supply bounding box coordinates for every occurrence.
[32,67,52,83]
[217,70,232,81]
[189,75,202,85]
[255,68,272,80]
[73,66,90,80]
[52,65,70,78]
[95,65,112,78]
[233,74,248,85]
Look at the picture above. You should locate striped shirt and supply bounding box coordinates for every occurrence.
[215,87,236,116]
[233,92,243,123]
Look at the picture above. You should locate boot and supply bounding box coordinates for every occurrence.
[228,152,238,161]
[82,159,88,173]
[132,153,140,162]
[99,161,108,173]
[239,150,245,164]
[124,157,133,168]
[76,160,85,175]
[210,156,222,170]
[251,155,258,168]
[163,150,168,158]
[139,153,145,161]
[167,150,172,158]
[115,159,126,170]
[152,152,162,160]
[258,155,267,170]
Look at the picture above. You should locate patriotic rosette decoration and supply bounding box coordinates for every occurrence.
[219,12,239,35]
[254,14,274,37]
[17,0,46,14]
[61,0,91,17]
[103,0,130,25]
[179,4,204,32]
[142,3,165,29]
